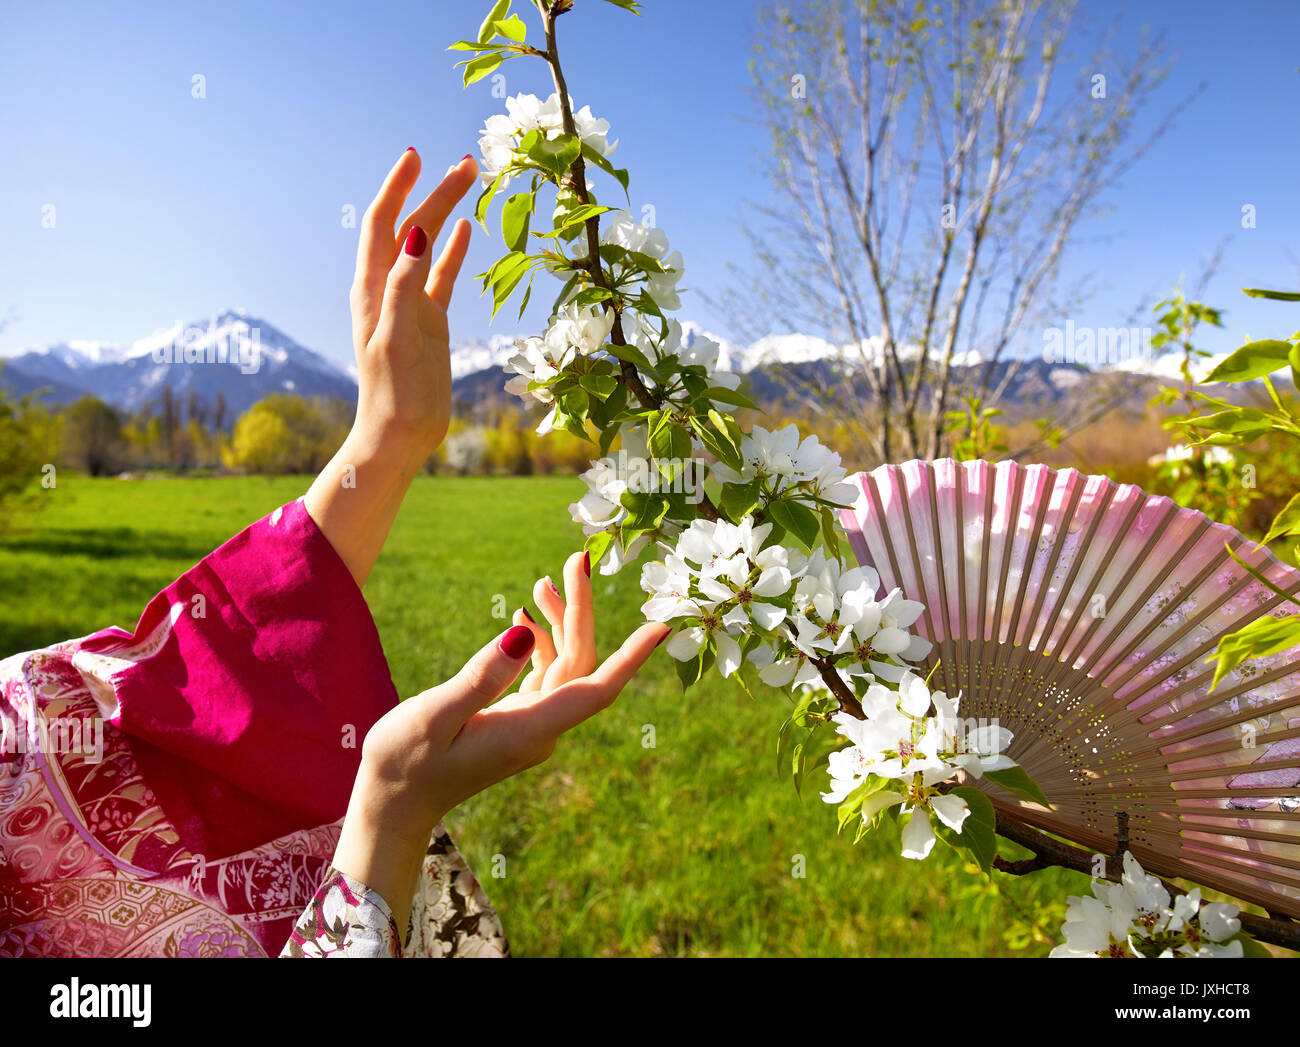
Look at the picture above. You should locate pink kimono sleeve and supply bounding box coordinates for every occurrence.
[75,498,398,862]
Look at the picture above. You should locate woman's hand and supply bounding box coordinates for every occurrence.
[331,551,670,937]
[304,149,479,588]
[350,149,477,453]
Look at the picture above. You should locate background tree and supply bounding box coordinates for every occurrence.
[727,0,1193,465]
[0,362,61,529]
[223,394,350,474]
[58,396,125,476]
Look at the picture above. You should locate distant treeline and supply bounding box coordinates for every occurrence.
[5,361,1290,549]
[2,375,600,479]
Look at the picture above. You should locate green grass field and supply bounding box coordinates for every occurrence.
[0,474,1085,956]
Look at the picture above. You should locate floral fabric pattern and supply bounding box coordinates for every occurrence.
[280,825,510,958]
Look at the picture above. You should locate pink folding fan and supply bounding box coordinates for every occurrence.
[840,458,1300,919]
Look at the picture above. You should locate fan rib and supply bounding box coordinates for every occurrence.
[1162,722,1300,763]
[1144,664,1300,744]
[1031,481,1118,661]
[985,466,1036,729]
[1047,500,1178,680]
[1002,471,1093,714]
[922,462,960,699]
[1090,517,1216,689]
[1152,820,1300,848]
[1023,489,1145,703]
[1098,530,1245,696]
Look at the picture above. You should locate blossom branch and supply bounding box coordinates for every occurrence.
[538,2,658,413]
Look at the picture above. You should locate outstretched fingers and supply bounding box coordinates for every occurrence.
[428,218,473,309]
[513,606,556,693]
[533,574,567,653]
[559,550,597,677]
[356,149,421,304]
[395,156,478,284]
[498,622,670,736]
[417,625,536,744]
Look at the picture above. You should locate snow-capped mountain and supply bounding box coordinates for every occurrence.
[5,310,1255,429]
[1,310,357,424]
[447,333,529,380]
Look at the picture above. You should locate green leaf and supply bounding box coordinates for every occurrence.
[608,342,653,371]
[1263,492,1300,545]
[579,374,618,399]
[720,479,762,523]
[673,646,706,690]
[581,144,631,199]
[1242,287,1300,301]
[563,387,590,417]
[946,786,998,875]
[688,417,743,472]
[448,39,503,52]
[767,498,821,549]
[1230,932,1272,958]
[1207,613,1300,691]
[1184,406,1273,438]
[486,252,531,317]
[478,0,510,42]
[1202,340,1294,384]
[493,14,526,41]
[601,0,642,11]
[500,192,533,254]
[705,386,760,412]
[474,170,506,230]
[462,51,504,86]
[792,729,843,799]
[619,489,668,530]
[584,529,613,567]
[526,133,581,179]
[706,409,739,453]
[571,286,613,308]
[983,765,1052,809]
[820,506,841,558]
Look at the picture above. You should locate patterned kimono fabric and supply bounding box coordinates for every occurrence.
[0,500,506,958]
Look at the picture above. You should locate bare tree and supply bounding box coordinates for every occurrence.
[725,0,1196,465]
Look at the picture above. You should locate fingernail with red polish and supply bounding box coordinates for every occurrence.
[655,629,670,649]
[546,577,561,598]
[462,153,473,162]
[500,625,535,660]
[404,146,416,154]
[521,607,534,623]
[582,551,591,577]
[403,225,427,257]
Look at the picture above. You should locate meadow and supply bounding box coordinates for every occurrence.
[0,474,1085,956]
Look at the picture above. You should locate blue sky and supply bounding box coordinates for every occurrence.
[1,0,1298,369]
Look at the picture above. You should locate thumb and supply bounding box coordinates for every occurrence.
[433,625,536,730]
[383,224,434,315]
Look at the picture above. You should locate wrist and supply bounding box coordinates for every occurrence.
[347,756,445,853]
[353,406,444,467]
[332,761,444,933]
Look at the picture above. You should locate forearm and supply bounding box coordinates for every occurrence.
[303,422,435,589]
[330,759,440,942]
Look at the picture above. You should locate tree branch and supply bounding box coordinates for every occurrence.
[989,808,1300,953]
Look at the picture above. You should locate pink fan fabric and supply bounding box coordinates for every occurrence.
[0,499,397,955]
[840,458,1300,915]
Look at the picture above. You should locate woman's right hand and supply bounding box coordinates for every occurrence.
[331,551,669,934]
